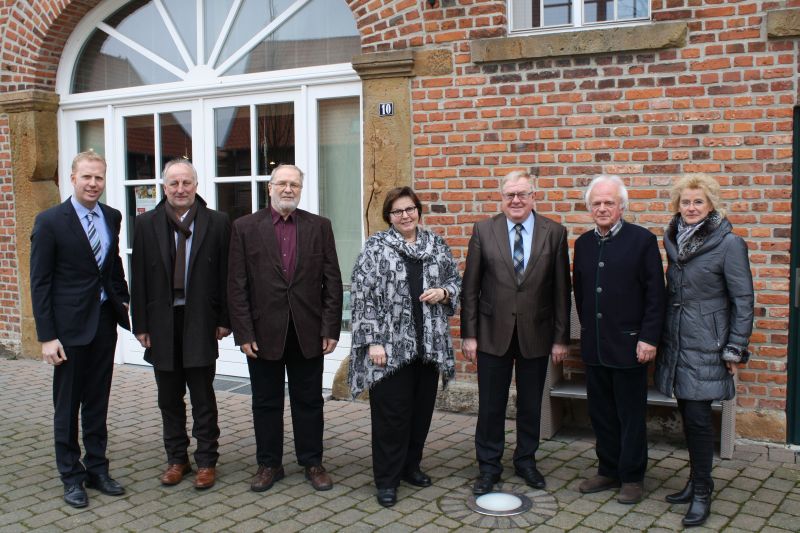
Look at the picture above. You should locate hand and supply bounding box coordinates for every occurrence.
[135,333,151,349]
[42,339,67,366]
[216,327,231,340]
[420,287,447,305]
[551,343,569,364]
[241,341,259,359]
[725,361,738,376]
[636,340,657,363]
[322,337,338,355]
[462,337,477,363]
[368,344,387,366]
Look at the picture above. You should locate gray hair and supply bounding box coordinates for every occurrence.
[162,158,198,182]
[271,164,305,183]
[500,170,534,193]
[584,175,628,210]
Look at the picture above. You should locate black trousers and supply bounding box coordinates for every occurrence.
[247,319,324,467]
[475,330,549,476]
[153,306,219,467]
[369,358,439,489]
[677,399,714,488]
[53,302,117,485]
[585,364,648,483]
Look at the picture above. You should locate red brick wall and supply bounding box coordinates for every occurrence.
[0,115,20,353]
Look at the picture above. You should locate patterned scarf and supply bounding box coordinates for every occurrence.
[347,226,460,398]
[673,210,723,261]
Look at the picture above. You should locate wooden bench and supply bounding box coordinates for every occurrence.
[539,305,736,459]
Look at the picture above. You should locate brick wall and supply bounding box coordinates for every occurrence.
[0,115,19,353]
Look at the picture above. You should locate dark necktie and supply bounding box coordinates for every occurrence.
[513,223,524,283]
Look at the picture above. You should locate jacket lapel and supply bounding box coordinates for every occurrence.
[186,205,208,282]
[257,209,286,281]
[97,203,119,272]
[64,199,100,270]
[523,212,549,281]
[491,214,517,281]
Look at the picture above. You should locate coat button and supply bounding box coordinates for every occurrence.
[598,262,605,267]
[596,287,602,293]
[597,313,603,319]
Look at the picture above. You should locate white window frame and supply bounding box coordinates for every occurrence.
[508,0,651,35]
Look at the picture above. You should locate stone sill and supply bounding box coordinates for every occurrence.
[767,8,800,38]
[471,21,688,63]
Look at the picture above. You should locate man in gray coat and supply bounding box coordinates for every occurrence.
[131,159,231,490]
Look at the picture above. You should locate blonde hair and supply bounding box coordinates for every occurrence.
[670,173,726,217]
[71,150,106,174]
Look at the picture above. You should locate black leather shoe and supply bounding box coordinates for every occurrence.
[682,483,712,527]
[63,483,88,508]
[666,479,694,504]
[515,465,546,489]
[86,474,125,496]
[472,472,500,495]
[402,469,432,487]
[376,488,397,507]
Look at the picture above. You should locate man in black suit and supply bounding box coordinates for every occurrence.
[30,151,131,509]
[572,175,666,504]
[131,159,231,490]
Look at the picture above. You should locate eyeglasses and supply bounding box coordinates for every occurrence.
[389,206,418,218]
[270,181,302,191]
[680,199,707,208]
[502,191,532,201]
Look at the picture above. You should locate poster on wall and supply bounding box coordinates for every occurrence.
[134,185,156,214]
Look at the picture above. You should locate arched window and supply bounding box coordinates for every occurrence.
[71,0,360,92]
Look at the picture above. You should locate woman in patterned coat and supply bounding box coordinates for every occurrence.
[348,187,461,508]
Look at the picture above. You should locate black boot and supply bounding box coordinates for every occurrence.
[665,479,693,504]
[682,481,712,527]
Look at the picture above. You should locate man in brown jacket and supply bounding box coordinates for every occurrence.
[227,164,343,493]
[461,170,571,495]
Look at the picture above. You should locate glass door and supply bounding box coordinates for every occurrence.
[112,101,201,367]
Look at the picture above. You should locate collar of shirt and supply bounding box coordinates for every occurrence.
[506,211,534,235]
[70,195,101,222]
[270,205,296,225]
[595,218,624,241]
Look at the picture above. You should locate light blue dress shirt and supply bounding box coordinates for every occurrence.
[506,212,534,271]
[71,196,110,301]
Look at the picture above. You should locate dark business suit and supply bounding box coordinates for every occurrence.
[461,211,570,476]
[30,198,130,485]
[130,196,230,467]
[573,222,666,482]
[228,207,342,467]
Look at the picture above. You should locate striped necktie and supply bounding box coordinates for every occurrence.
[513,223,524,283]
[87,211,103,268]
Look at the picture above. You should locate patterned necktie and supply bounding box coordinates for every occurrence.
[513,223,524,283]
[86,211,103,268]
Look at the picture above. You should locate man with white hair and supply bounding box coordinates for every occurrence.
[572,175,666,504]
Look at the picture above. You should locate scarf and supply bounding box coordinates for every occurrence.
[347,226,460,398]
[164,200,198,299]
[671,210,723,262]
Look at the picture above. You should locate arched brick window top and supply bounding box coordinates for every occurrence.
[69,0,360,93]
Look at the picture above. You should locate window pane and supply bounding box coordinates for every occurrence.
[223,0,360,76]
[584,0,612,22]
[257,181,269,210]
[216,0,296,68]
[511,0,535,30]
[127,184,157,242]
[257,103,295,175]
[217,182,252,221]
[163,0,197,62]
[77,120,105,156]
[73,29,181,93]
[215,106,251,177]
[205,0,235,60]
[104,0,186,70]
[543,0,572,26]
[618,0,649,19]
[125,115,156,181]
[317,97,361,332]
[160,111,193,169]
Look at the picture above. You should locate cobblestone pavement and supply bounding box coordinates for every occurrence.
[1,358,798,532]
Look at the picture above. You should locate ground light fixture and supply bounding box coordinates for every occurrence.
[467,491,533,516]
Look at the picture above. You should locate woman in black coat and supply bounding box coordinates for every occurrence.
[655,174,754,527]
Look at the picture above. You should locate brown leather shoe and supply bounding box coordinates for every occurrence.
[305,464,333,491]
[160,463,191,486]
[578,475,620,494]
[250,465,285,492]
[618,481,644,504]
[194,467,216,490]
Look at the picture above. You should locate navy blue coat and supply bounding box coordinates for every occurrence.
[573,222,666,368]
